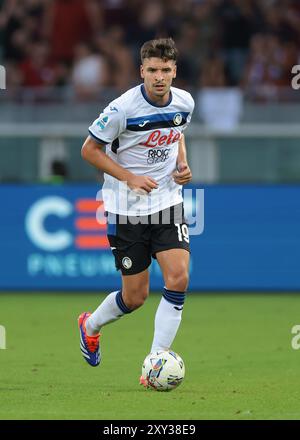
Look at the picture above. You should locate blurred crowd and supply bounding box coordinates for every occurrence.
[0,0,299,101]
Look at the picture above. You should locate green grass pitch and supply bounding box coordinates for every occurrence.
[1,292,300,420]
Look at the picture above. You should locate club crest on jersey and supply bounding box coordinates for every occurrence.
[173,113,182,126]
[122,257,132,269]
[96,114,109,130]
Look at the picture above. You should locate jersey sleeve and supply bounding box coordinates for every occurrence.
[88,102,126,145]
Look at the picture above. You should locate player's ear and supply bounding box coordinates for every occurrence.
[173,64,177,79]
[140,65,145,79]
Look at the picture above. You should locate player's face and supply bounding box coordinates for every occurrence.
[141,58,177,104]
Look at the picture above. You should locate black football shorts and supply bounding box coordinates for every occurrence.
[106,203,190,275]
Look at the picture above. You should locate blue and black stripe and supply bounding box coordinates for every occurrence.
[115,290,132,314]
[163,287,185,306]
[126,112,189,132]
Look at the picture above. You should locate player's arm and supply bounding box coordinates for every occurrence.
[81,136,158,193]
[172,134,192,185]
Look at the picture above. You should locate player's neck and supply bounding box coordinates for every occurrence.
[142,84,172,107]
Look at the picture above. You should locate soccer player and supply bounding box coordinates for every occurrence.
[78,38,194,385]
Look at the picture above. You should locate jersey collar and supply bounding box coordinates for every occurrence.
[140,84,173,108]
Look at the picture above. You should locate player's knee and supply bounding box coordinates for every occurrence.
[126,296,147,310]
[123,287,149,310]
[165,270,189,292]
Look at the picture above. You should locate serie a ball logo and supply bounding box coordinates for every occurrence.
[173,113,182,126]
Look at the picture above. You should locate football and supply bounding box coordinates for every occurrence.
[141,350,185,391]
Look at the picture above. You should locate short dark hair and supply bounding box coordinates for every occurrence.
[140,38,178,63]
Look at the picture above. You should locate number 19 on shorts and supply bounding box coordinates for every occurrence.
[175,224,189,243]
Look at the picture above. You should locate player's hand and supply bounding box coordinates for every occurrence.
[172,162,192,185]
[127,174,158,194]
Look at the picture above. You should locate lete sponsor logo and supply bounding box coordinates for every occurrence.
[141,129,181,148]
